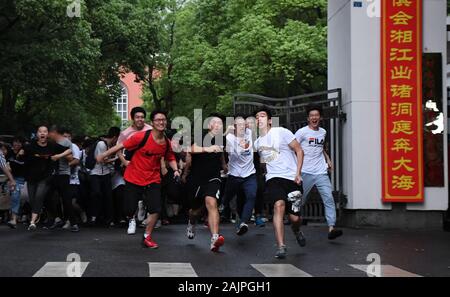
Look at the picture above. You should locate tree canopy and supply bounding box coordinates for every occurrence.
[0,0,327,136]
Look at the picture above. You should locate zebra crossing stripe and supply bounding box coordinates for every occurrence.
[349,264,422,277]
[148,262,198,277]
[251,264,312,277]
[33,262,89,277]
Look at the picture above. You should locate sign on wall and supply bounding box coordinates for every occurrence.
[381,0,423,202]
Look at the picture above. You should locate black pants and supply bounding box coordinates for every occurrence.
[52,175,77,224]
[124,182,161,218]
[112,185,126,223]
[89,174,113,223]
[254,171,266,216]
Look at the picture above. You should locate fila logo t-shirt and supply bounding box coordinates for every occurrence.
[295,126,328,175]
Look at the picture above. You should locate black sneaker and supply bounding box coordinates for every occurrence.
[236,223,248,236]
[7,220,17,229]
[328,229,343,240]
[49,219,64,230]
[275,245,287,259]
[71,225,80,232]
[294,231,306,247]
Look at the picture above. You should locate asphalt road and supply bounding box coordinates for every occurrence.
[1,222,449,277]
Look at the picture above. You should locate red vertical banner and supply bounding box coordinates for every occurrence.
[381,0,423,202]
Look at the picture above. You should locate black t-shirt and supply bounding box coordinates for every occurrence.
[190,131,224,185]
[23,141,64,182]
[7,151,26,178]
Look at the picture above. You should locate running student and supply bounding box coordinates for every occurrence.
[96,110,180,249]
[117,106,152,234]
[185,114,227,253]
[222,115,257,236]
[295,105,343,240]
[254,107,305,259]
[23,125,72,231]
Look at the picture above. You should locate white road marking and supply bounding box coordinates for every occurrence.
[251,264,312,277]
[33,262,89,277]
[148,262,198,277]
[349,264,422,277]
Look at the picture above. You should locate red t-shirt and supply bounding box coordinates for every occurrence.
[123,131,175,186]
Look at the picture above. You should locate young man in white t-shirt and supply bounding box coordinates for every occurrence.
[222,115,257,236]
[295,105,343,240]
[254,107,305,259]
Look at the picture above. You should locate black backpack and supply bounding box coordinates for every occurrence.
[84,139,106,170]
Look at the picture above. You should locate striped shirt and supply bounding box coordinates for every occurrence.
[0,151,7,170]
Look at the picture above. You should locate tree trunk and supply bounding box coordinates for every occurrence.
[0,86,17,134]
[148,65,162,110]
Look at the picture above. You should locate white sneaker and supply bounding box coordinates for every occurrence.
[127,219,136,235]
[186,222,195,239]
[62,220,71,230]
[137,201,145,221]
[154,220,162,229]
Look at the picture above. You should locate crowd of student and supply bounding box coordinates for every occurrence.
[0,105,342,258]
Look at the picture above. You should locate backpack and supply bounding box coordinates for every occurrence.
[84,139,106,170]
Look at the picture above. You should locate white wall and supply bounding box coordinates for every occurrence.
[328,0,354,207]
[328,0,448,211]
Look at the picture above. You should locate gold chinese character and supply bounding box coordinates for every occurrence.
[391,102,413,116]
[392,175,415,190]
[389,11,413,25]
[390,48,414,61]
[391,84,413,98]
[391,138,413,153]
[393,0,412,7]
[390,30,413,43]
[393,157,415,172]
[391,121,414,135]
[391,66,412,79]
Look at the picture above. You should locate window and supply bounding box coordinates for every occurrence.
[115,83,128,127]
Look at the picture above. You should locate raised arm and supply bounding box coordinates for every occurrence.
[96,143,124,163]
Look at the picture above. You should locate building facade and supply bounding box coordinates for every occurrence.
[328,0,448,228]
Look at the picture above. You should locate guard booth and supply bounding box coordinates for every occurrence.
[233,89,347,222]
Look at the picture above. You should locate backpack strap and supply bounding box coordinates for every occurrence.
[137,130,152,151]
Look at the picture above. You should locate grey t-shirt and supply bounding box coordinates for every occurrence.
[56,138,73,176]
[90,140,112,176]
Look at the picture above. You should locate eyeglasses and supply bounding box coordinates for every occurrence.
[153,118,167,123]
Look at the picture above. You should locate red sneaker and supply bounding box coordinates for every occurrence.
[210,235,225,252]
[143,235,159,249]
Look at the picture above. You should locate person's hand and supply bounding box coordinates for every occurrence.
[8,180,16,192]
[211,145,223,153]
[18,149,25,156]
[123,160,130,167]
[294,174,303,185]
[327,161,334,172]
[50,154,60,162]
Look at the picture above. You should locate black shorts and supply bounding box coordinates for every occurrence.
[265,177,303,216]
[124,182,161,216]
[190,178,221,210]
